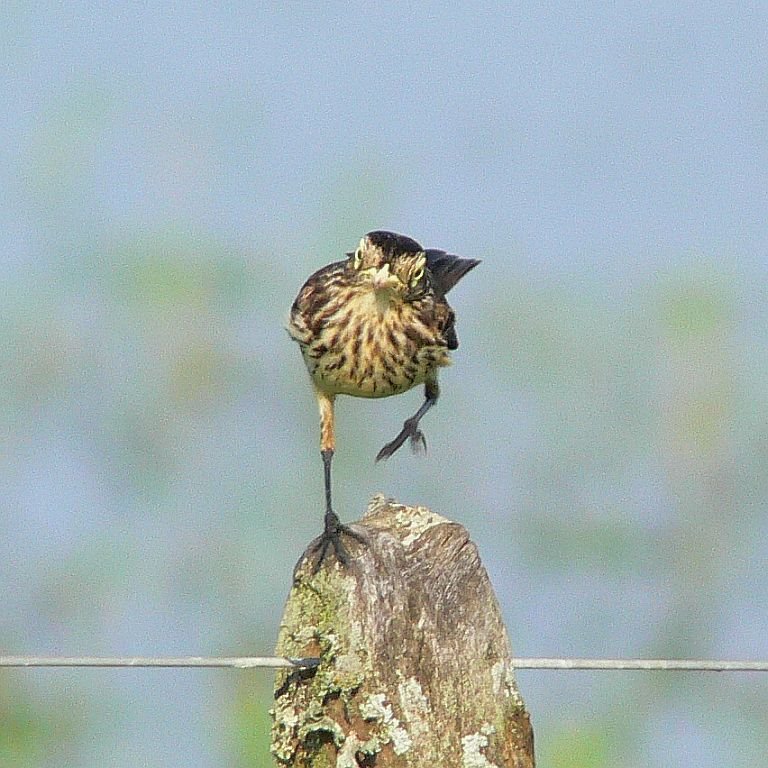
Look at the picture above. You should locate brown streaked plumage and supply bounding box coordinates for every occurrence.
[288,230,480,567]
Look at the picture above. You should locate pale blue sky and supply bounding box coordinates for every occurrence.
[4,3,767,277]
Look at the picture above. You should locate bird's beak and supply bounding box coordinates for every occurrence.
[372,263,399,292]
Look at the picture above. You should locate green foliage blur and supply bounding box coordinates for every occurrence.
[6,213,767,766]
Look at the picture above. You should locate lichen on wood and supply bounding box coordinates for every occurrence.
[271,495,534,767]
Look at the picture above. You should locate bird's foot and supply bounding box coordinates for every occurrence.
[305,511,367,573]
[375,417,427,462]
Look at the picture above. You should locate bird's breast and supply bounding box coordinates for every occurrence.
[303,298,451,398]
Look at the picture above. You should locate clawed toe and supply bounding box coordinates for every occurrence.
[409,429,427,453]
[375,439,400,462]
[305,513,368,573]
[376,418,427,461]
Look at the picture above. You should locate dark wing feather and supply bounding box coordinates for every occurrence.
[424,250,481,295]
[444,314,459,350]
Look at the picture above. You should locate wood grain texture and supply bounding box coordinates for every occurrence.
[271,495,534,767]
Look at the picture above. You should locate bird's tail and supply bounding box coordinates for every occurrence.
[425,250,481,294]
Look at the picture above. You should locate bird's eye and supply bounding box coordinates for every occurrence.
[352,248,363,269]
[410,266,424,287]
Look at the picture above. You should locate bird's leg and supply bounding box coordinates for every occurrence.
[322,447,334,517]
[320,446,354,556]
[307,390,366,571]
[376,379,439,461]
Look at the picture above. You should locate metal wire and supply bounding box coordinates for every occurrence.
[511,658,768,671]
[0,656,319,669]
[0,656,766,671]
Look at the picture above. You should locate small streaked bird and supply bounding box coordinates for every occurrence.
[288,230,480,566]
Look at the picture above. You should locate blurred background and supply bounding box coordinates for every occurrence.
[2,3,767,766]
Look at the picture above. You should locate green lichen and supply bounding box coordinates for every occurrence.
[360,692,412,755]
[461,724,499,768]
[271,564,372,765]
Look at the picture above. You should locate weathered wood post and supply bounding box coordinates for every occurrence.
[271,494,534,767]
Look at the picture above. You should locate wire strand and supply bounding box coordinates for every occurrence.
[511,658,768,671]
[0,656,766,671]
[0,656,318,669]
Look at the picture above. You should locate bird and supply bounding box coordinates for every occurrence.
[288,230,480,567]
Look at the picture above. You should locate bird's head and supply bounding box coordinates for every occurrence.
[347,231,428,301]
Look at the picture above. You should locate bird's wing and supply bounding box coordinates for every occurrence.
[287,260,347,344]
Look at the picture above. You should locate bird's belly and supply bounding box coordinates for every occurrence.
[303,314,450,398]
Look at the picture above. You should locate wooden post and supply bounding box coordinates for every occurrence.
[271,494,535,767]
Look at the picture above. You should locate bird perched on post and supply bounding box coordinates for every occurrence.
[288,230,480,567]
